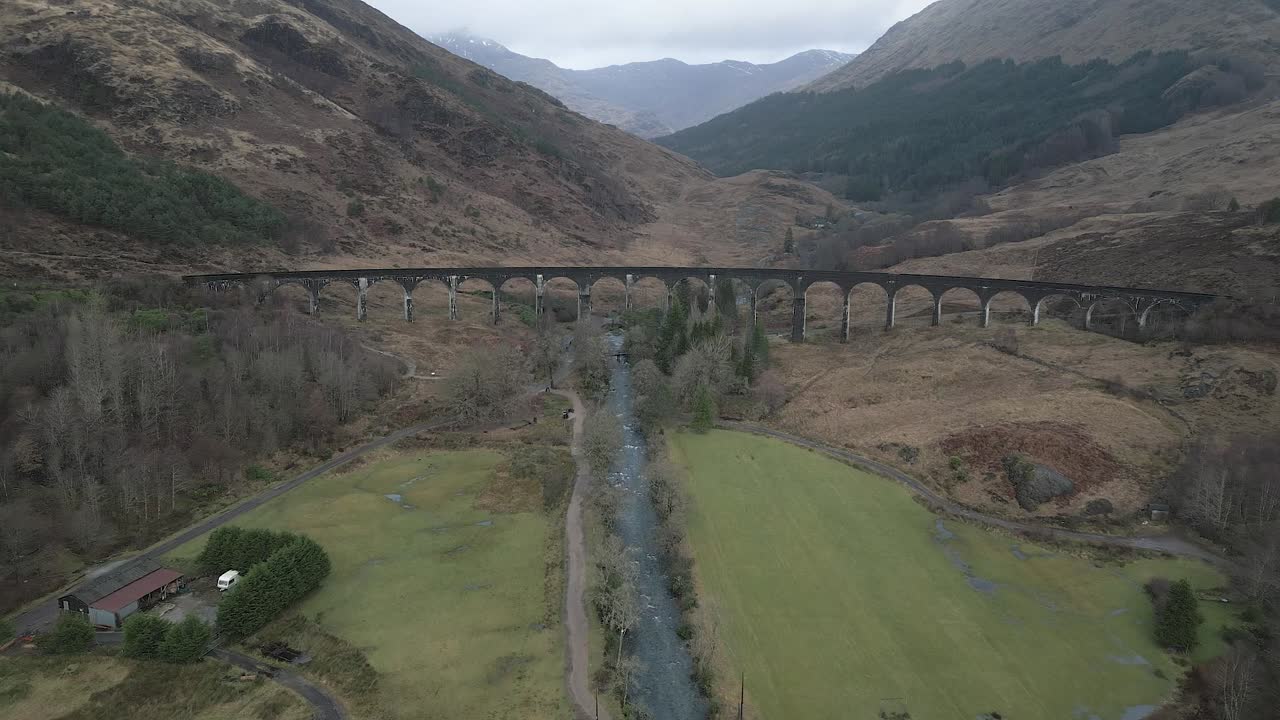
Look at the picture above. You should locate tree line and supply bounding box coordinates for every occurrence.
[1162,433,1280,718]
[0,282,400,615]
[207,528,332,639]
[0,92,285,245]
[659,51,1263,201]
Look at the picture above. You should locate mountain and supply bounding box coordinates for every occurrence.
[806,0,1280,92]
[430,33,853,137]
[0,0,724,279]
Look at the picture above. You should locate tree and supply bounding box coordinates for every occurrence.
[445,344,529,422]
[751,321,770,368]
[531,327,562,389]
[691,385,716,433]
[0,617,14,642]
[1154,579,1203,652]
[1212,644,1260,720]
[582,409,622,480]
[123,613,171,659]
[573,329,611,400]
[43,612,94,654]
[632,360,675,435]
[1228,197,1241,212]
[783,227,795,254]
[159,615,211,663]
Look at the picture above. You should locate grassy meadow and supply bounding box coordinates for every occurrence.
[166,445,570,720]
[670,430,1233,720]
[0,655,309,720]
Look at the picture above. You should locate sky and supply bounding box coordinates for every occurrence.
[365,0,937,69]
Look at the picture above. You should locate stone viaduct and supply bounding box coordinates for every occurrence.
[185,267,1221,342]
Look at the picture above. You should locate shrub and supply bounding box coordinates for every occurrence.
[346,198,365,217]
[1083,498,1114,516]
[123,614,172,660]
[43,613,94,654]
[159,616,211,663]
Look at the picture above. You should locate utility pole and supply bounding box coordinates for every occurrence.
[737,672,744,720]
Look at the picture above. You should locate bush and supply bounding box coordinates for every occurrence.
[1083,498,1114,516]
[346,198,365,217]
[123,614,172,660]
[43,613,94,654]
[159,616,211,663]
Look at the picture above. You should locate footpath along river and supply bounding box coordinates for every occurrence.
[604,333,706,719]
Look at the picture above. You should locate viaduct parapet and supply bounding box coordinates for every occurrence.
[185,267,1222,342]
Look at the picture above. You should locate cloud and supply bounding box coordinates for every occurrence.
[366,0,936,68]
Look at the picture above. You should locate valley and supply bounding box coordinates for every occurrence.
[3,0,1280,718]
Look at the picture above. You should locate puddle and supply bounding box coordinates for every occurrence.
[475,520,493,527]
[1071,706,1103,720]
[933,520,998,595]
[385,493,403,503]
[1121,706,1157,720]
[463,583,491,592]
[1108,653,1150,666]
[444,544,470,556]
[1109,608,1130,617]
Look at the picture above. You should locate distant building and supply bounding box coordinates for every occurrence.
[58,559,184,629]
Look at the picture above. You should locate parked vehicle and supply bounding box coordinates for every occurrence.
[217,570,241,591]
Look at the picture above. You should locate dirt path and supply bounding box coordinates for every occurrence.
[213,648,346,720]
[725,422,1226,565]
[551,387,610,720]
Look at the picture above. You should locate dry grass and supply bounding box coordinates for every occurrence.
[765,315,1280,516]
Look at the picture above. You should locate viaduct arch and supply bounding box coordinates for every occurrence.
[187,267,1221,342]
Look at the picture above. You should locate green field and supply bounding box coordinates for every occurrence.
[167,448,568,720]
[670,430,1232,720]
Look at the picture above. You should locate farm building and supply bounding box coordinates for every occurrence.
[58,559,184,629]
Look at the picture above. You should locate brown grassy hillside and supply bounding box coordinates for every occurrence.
[808,0,1280,92]
[0,0,717,276]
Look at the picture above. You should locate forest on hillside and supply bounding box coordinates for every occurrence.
[0,93,285,246]
[0,283,400,614]
[659,51,1263,201]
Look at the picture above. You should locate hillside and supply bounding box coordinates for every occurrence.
[806,0,1280,92]
[431,33,852,137]
[659,50,1263,194]
[0,0,724,279]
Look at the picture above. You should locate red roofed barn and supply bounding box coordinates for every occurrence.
[58,559,185,629]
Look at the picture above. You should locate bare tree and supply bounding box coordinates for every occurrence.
[1213,644,1261,720]
[445,344,529,423]
[531,327,562,389]
[582,408,622,481]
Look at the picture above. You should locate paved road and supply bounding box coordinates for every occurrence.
[213,648,346,720]
[551,388,610,720]
[725,422,1226,565]
[9,417,456,637]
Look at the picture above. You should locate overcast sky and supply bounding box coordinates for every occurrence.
[366,0,937,69]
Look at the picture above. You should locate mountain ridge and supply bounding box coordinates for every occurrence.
[805,0,1280,92]
[430,32,853,137]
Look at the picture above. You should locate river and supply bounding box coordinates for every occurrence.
[605,333,707,720]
